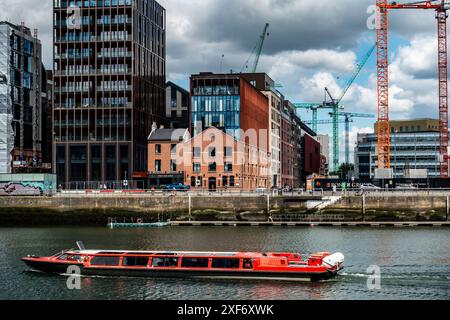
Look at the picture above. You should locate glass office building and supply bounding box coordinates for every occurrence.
[53,0,166,186]
[191,74,241,139]
[355,131,445,179]
[190,73,270,153]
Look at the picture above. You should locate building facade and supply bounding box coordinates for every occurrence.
[281,101,295,188]
[240,73,282,188]
[148,127,270,191]
[147,125,189,187]
[355,119,445,179]
[316,134,330,176]
[0,21,48,174]
[53,0,166,187]
[190,72,269,151]
[302,129,321,178]
[166,81,189,129]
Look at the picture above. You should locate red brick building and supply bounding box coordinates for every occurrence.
[148,127,270,191]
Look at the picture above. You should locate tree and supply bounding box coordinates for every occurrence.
[338,163,354,180]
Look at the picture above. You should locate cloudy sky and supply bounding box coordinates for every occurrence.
[0,0,443,161]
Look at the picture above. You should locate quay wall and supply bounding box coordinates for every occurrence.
[0,194,448,225]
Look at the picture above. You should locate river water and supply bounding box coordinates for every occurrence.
[1,226,449,300]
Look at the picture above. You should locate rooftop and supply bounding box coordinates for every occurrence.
[148,128,189,142]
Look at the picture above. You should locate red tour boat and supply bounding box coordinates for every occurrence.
[22,242,344,282]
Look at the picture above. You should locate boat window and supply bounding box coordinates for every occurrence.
[123,257,149,267]
[211,259,240,269]
[243,259,253,269]
[90,256,121,266]
[57,254,68,260]
[67,255,82,261]
[181,258,209,268]
[151,257,179,267]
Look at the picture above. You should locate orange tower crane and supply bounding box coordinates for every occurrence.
[376,0,450,177]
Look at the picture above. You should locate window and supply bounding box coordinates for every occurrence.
[225,163,233,172]
[193,163,201,173]
[123,257,149,267]
[152,257,179,267]
[212,259,240,269]
[243,259,253,269]
[222,176,228,187]
[193,147,201,158]
[208,163,217,172]
[224,147,233,157]
[209,147,216,157]
[230,176,235,187]
[181,258,209,268]
[155,144,161,154]
[191,176,196,187]
[155,160,162,172]
[90,256,121,266]
[171,160,177,172]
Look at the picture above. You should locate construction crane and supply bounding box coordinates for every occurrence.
[376,0,450,178]
[323,44,376,172]
[304,119,350,126]
[241,23,270,73]
[294,44,376,172]
[307,112,375,166]
[338,112,375,165]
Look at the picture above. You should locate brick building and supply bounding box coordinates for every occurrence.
[148,127,270,191]
[147,125,189,187]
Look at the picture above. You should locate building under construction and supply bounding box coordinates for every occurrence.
[0,21,50,174]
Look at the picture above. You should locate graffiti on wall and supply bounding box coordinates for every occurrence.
[0,183,44,196]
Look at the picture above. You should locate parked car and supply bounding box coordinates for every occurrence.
[396,184,418,190]
[359,183,381,190]
[256,187,268,194]
[163,183,190,191]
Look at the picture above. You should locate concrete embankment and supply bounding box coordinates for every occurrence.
[0,193,448,226]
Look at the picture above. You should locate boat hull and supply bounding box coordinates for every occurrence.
[22,258,338,282]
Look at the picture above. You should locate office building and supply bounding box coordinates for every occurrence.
[190,72,269,150]
[53,0,166,186]
[355,119,445,179]
[166,81,189,129]
[0,21,49,173]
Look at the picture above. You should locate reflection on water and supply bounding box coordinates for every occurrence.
[1,226,449,300]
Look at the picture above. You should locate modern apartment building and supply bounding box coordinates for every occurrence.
[0,21,48,173]
[53,0,166,186]
[355,119,446,179]
[166,81,189,129]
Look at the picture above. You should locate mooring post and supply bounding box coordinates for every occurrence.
[447,196,449,221]
[362,193,366,222]
[188,193,192,221]
[267,193,272,222]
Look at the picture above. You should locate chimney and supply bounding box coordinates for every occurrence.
[160,125,165,129]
